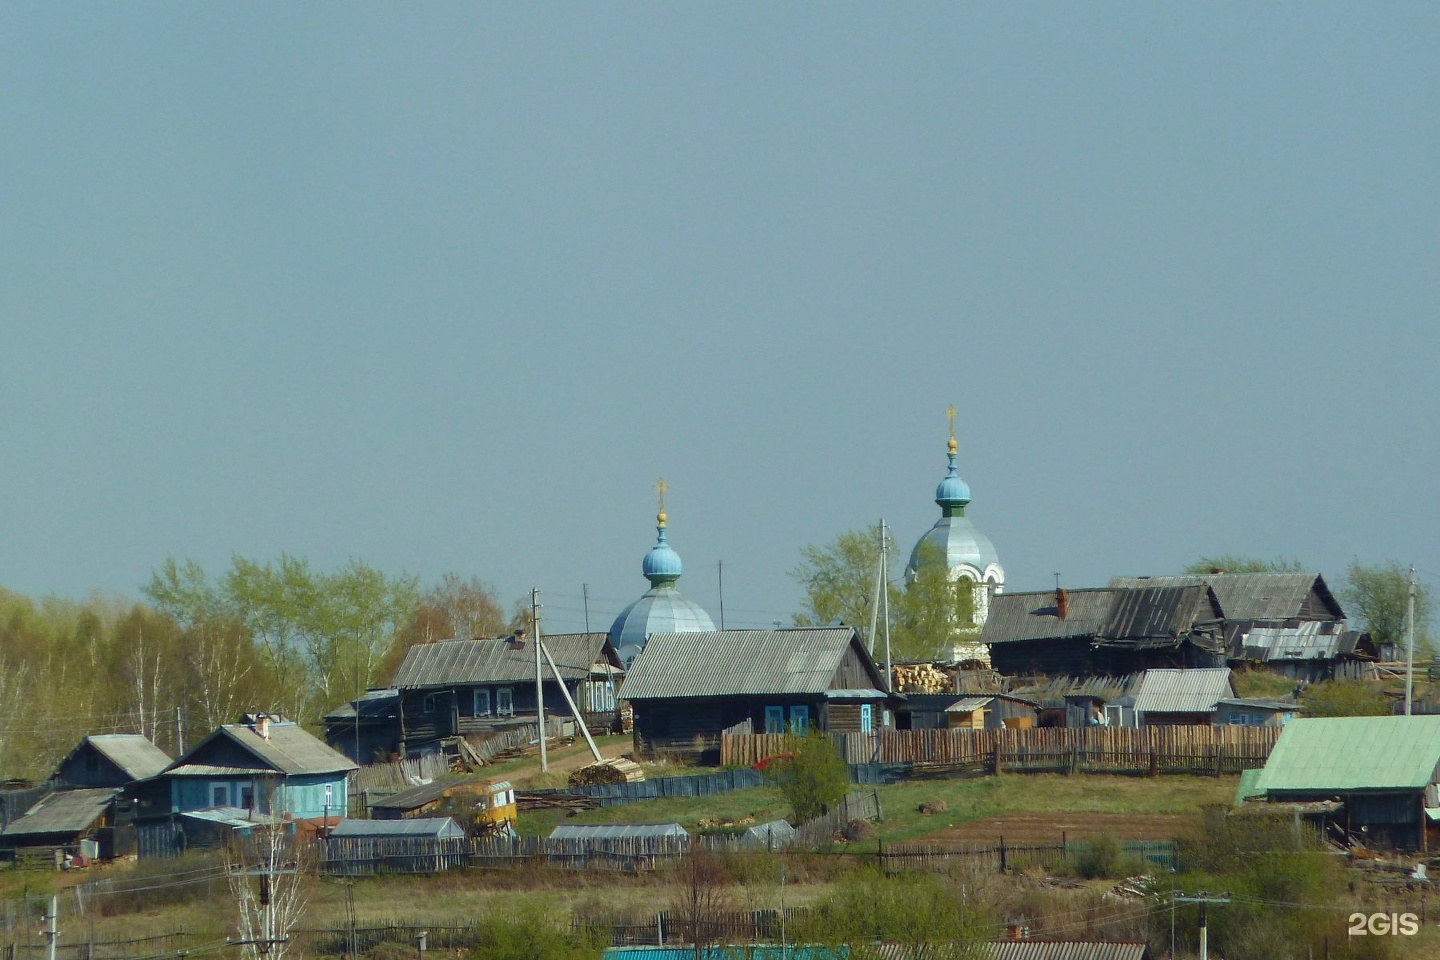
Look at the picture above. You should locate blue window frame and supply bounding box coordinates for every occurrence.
[860,704,873,733]
[788,706,810,735]
[764,706,785,734]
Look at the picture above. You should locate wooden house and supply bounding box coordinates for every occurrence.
[323,688,402,765]
[1131,668,1235,726]
[52,735,171,789]
[389,632,623,756]
[1249,716,1440,850]
[619,627,891,758]
[1214,697,1299,728]
[0,788,118,860]
[143,714,357,823]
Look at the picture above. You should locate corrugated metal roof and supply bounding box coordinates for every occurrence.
[167,722,357,778]
[1109,573,1343,622]
[1097,585,1221,646]
[324,689,400,722]
[1217,698,1297,712]
[165,764,271,777]
[549,823,688,840]
[945,697,996,713]
[619,628,885,700]
[179,806,278,829]
[393,633,615,689]
[1229,622,1370,663]
[1132,669,1234,715]
[980,590,1116,646]
[78,735,172,780]
[0,788,114,838]
[1256,716,1440,793]
[331,817,464,838]
[984,943,1150,960]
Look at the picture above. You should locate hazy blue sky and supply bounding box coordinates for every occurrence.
[3,4,1437,633]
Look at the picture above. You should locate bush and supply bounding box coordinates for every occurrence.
[762,732,849,824]
[1067,834,1140,880]
[1299,679,1391,717]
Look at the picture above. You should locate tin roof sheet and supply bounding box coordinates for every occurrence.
[324,689,401,722]
[369,776,501,812]
[179,806,279,829]
[1108,573,1343,622]
[619,628,884,700]
[980,590,1117,646]
[549,823,688,840]
[168,722,357,778]
[1256,716,1440,793]
[393,633,615,689]
[0,788,115,838]
[1229,622,1370,662]
[1098,585,1221,644]
[1132,669,1234,715]
[331,817,465,838]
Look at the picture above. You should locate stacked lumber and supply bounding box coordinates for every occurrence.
[518,794,599,812]
[568,758,645,787]
[892,663,953,693]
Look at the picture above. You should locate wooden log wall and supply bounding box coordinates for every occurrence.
[720,726,1281,774]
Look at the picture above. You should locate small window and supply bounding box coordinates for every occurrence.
[764,706,785,734]
[240,786,254,810]
[422,694,437,713]
[860,704,874,734]
[473,689,491,717]
[497,688,514,716]
[788,706,810,735]
[212,784,229,807]
[324,783,334,806]
[1105,705,1124,727]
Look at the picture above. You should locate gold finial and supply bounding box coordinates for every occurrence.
[656,477,667,527]
[947,405,958,455]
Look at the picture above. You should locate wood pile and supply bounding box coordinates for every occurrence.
[568,758,645,787]
[892,663,953,693]
[488,736,575,764]
[517,793,599,812]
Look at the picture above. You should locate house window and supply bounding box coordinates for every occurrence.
[212,784,229,807]
[860,704,873,734]
[788,706,810,735]
[1105,705,1124,727]
[474,689,491,717]
[324,783,334,808]
[423,694,437,713]
[764,706,785,734]
[240,786,254,810]
[497,688,514,716]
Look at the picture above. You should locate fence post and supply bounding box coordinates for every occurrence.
[1215,745,1224,778]
[999,835,1007,874]
[1148,748,1158,777]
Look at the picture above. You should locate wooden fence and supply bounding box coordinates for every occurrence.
[721,726,1281,775]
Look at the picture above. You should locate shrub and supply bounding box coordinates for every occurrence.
[1067,833,1140,880]
[761,732,849,824]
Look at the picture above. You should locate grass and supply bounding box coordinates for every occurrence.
[515,771,1240,843]
[1230,668,1303,700]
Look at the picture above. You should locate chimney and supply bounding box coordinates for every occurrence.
[1055,588,1069,620]
[256,715,271,740]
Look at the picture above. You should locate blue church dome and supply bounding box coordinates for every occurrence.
[906,414,1005,587]
[609,483,715,668]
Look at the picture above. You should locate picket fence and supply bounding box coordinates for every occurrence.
[721,726,1281,775]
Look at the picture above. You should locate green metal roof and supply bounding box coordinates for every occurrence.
[1255,716,1440,794]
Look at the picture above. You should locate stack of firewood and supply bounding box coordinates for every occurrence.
[567,757,645,787]
[892,663,953,693]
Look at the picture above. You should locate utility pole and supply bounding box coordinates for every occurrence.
[532,589,548,773]
[1175,893,1230,960]
[717,561,725,631]
[867,523,883,655]
[42,895,57,960]
[1405,565,1417,716]
[879,520,892,685]
[175,707,185,754]
[582,584,590,634]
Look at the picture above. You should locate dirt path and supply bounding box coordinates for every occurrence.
[922,812,1195,844]
[510,737,631,786]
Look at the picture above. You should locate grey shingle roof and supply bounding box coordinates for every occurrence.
[1009,674,1145,709]
[0,788,114,839]
[1108,573,1343,622]
[1097,585,1222,647]
[55,735,172,782]
[169,722,358,778]
[392,634,615,689]
[618,628,885,700]
[980,590,1116,646]
[324,689,400,722]
[1132,668,1234,715]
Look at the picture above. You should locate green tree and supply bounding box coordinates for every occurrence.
[791,524,892,641]
[762,731,850,824]
[1183,555,1306,574]
[795,869,989,959]
[891,540,978,661]
[1299,679,1391,717]
[1339,560,1432,655]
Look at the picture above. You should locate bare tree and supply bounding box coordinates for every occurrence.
[668,848,735,960]
[227,819,309,960]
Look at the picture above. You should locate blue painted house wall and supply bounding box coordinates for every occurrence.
[169,773,347,818]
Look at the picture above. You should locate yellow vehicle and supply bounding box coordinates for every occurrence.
[472,779,517,836]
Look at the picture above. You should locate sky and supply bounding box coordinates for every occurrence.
[2,4,1438,635]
